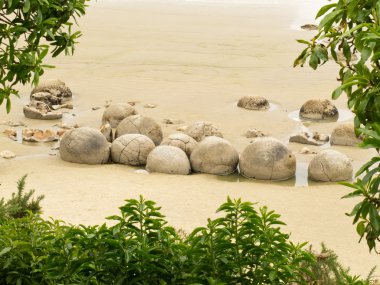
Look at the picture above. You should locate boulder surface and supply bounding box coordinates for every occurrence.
[146,146,191,175]
[102,103,137,128]
[185,121,223,142]
[299,99,338,120]
[331,123,362,146]
[161,133,197,157]
[237,96,270,110]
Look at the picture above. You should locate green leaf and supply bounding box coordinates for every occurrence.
[332,86,343,99]
[6,98,11,113]
[369,205,380,232]
[309,49,319,70]
[0,247,11,256]
[23,0,30,13]
[356,221,366,236]
[315,3,337,19]
[319,9,343,31]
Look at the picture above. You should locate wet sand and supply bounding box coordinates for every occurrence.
[0,0,378,276]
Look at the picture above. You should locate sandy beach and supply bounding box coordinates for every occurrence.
[0,0,379,276]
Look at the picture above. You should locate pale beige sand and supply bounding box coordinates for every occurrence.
[0,0,379,276]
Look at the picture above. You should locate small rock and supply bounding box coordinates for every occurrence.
[289,131,329,146]
[300,24,318,31]
[51,143,60,150]
[3,128,16,137]
[185,121,223,142]
[243,128,265,138]
[299,99,338,121]
[144,104,157,108]
[23,105,62,120]
[237,96,270,110]
[61,103,73,109]
[102,103,137,128]
[0,150,16,159]
[92,107,101,111]
[163,118,184,125]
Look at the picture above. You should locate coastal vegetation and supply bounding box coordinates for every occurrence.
[0,0,88,112]
[295,0,380,252]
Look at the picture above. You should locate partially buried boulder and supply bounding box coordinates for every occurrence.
[111,134,155,166]
[239,137,296,180]
[308,150,353,182]
[331,123,362,146]
[185,121,223,142]
[299,99,338,121]
[146,145,191,175]
[60,127,110,164]
[31,79,72,103]
[102,103,137,128]
[161,133,197,157]
[237,96,270,110]
[190,136,239,175]
[23,104,62,120]
[115,115,163,145]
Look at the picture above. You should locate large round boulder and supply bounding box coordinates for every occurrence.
[331,123,362,146]
[111,134,155,166]
[299,99,338,120]
[185,121,223,142]
[239,137,296,180]
[237,96,270,110]
[308,150,353,182]
[146,146,191,175]
[60,127,110,164]
[102,103,137,128]
[190,136,239,175]
[115,115,163,145]
[31,79,72,103]
[161,133,197,157]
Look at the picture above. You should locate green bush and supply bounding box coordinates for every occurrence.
[0,196,314,284]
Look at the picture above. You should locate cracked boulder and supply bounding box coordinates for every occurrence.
[23,104,62,120]
[331,123,362,146]
[161,133,197,157]
[111,134,155,166]
[60,127,110,164]
[289,131,329,146]
[190,136,239,175]
[299,99,338,121]
[308,149,353,182]
[115,115,163,145]
[239,137,296,180]
[31,79,72,103]
[185,121,223,142]
[146,145,191,175]
[237,96,270,110]
[102,103,137,128]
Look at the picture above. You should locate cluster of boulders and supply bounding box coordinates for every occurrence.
[11,80,361,183]
[23,80,73,120]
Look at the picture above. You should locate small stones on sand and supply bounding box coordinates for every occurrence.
[243,128,265,138]
[53,123,80,130]
[163,118,184,125]
[237,96,270,110]
[111,134,155,166]
[59,127,110,165]
[92,107,101,111]
[299,147,317,155]
[115,115,163,145]
[331,123,362,146]
[0,120,26,127]
[135,169,149,175]
[185,121,223,142]
[102,103,137,128]
[0,150,16,159]
[289,131,329,146]
[239,137,296,180]
[299,99,339,121]
[177,126,188,132]
[144,104,157,108]
[308,150,353,182]
[146,145,191,175]
[190,136,239,175]
[3,128,61,142]
[161,133,197,157]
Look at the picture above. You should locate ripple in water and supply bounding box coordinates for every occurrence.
[288,109,354,123]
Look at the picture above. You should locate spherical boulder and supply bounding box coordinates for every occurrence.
[239,137,296,180]
[111,134,155,166]
[102,103,137,128]
[185,121,223,142]
[190,136,239,175]
[31,79,72,103]
[146,146,191,175]
[115,115,163,145]
[331,123,362,146]
[308,150,353,182]
[299,99,338,120]
[60,127,110,164]
[161,133,197,157]
[237,96,270,110]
